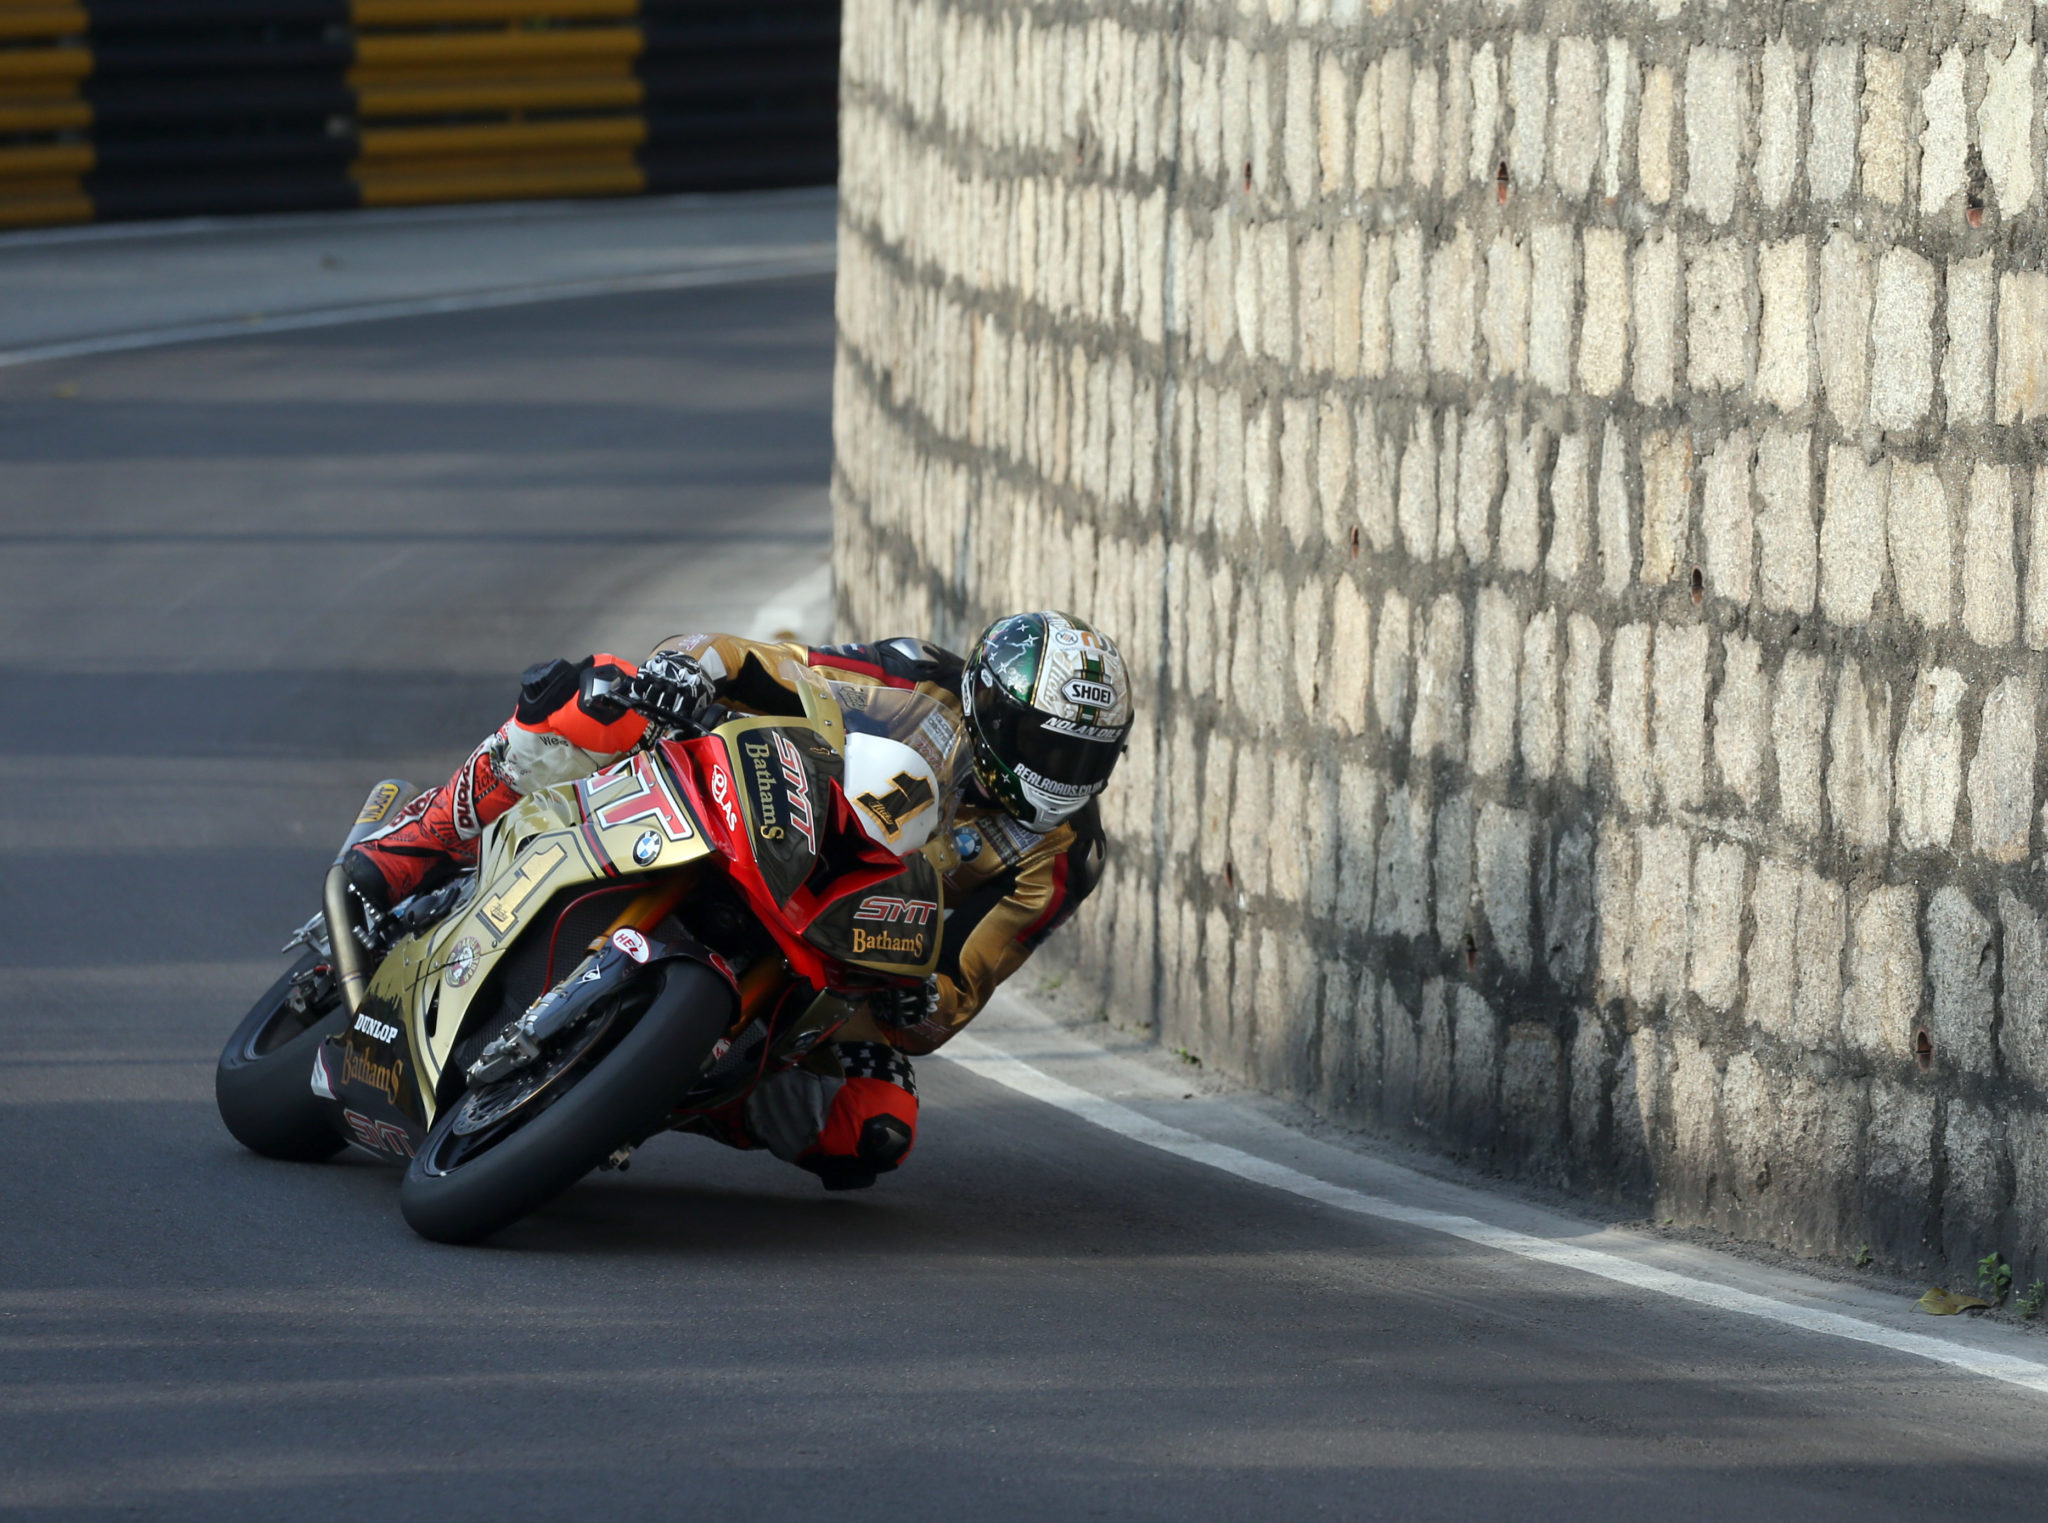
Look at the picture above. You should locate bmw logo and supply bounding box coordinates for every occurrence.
[632,829,662,866]
[952,826,982,861]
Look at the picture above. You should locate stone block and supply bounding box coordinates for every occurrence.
[1529,222,1576,395]
[1434,791,1474,953]
[1887,462,1953,630]
[1602,40,1632,201]
[1981,40,2036,216]
[1843,884,1920,1058]
[1469,585,1520,777]
[1371,588,1411,742]
[1317,393,1353,540]
[1819,445,1887,626]
[1772,649,1827,839]
[1316,50,1353,199]
[1684,45,1745,224]
[1411,593,1466,760]
[1336,758,1381,928]
[1597,419,1633,596]
[1629,823,1691,1007]
[1817,232,1870,430]
[1562,613,1603,786]
[1755,239,1811,412]
[1594,820,1636,1001]
[1794,871,1847,1052]
[1652,622,1710,810]
[1755,36,1799,208]
[1638,64,1675,205]
[1712,634,1766,806]
[2000,891,2048,1090]
[1408,62,1439,190]
[1427,226,1476,378]
[1943,1101,2006,1268]
[1689,838,1747,1012]
[1457,408,1500,563]
[1358,234,1391,380]
[1500,416,1544,573]
[1755,428,1816,614]
[1608,622,1654,816]
[2029,467,2048,650]
[1483,229,1529,379]
[1578,227,1630,398]
[1687,240,1749,394]
[1639,429,1692,587]
[2010,1115,2048,1284]
[1571,1009,1613,1168]
[1374,783,1431,939]
[1545,429,1588,583]
[1808,44,1858,202]
[1381,980,1419,1129]
[1501,1022,1564,1159]
[1966,674,2035,861]
[1443,39,1472,192]
[1701,429,1753,604]
[1928,885,1997,1075]
[1963,464,2017,647]
[1396,408,1437,559]
[1389,227,1426,379]
[1918,47,1967,218]
[1544,822,1596,989]
[1508,33,1549,189]
[1896,667,1968,851]
[1860,46,1907,207]
[1864,1080,1937,1259]
[1468,42,1500,184]
[1748,858,1800,1040]
[1996,270,2048,425]
[1451,984,1498,1135]
[1632,230,1680,405]
[1550,38,1600,197]
[1869,248,1935,430]
[1476,803,1532,972]
[1328,576,1371,735]
[1520,607,1560,781]
[1826,660,1893,853]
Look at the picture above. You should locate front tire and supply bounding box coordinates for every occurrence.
[216,954,349,1161]
[399,960,733,1245]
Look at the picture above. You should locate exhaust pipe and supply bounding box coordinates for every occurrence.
[323,779,410,1017]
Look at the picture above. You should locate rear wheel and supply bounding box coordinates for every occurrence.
[399,960,734,1245]
[216,954,348,1161]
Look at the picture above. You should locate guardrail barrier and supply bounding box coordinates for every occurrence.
[0,0,838,228]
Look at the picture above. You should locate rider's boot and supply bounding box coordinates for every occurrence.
[342,733,521,913]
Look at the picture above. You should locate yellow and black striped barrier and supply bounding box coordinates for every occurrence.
[0,0,837,228]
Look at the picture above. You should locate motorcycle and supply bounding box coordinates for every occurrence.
[215,657,967,1243]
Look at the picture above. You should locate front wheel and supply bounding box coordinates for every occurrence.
[216,954,349,1161]
[399,960,734,1244]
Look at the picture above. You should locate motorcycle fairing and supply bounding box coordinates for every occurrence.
[685,717,941,983]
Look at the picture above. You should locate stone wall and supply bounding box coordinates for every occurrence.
[829,0,2048,1277]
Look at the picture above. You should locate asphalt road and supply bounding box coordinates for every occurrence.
[3,235,2048,1520]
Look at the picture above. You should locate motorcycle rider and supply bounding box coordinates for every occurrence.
[343,611,1134,1190]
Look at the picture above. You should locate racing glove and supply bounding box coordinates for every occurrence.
[603,651,716,731]
[870,976,941,1032]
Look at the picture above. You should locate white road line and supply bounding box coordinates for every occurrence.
[942,1032,2048,1396]
[0,251,834,371]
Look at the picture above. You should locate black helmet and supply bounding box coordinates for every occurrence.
[961,611,1133,832]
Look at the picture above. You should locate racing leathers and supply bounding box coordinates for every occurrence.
[346,633,1106,1190]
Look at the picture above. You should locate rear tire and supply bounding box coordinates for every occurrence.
[399,960,733,1245]
[216,955,348,1162]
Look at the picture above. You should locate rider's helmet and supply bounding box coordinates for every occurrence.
[960,611,1133,832]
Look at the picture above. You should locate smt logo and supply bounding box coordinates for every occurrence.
[342,1108,414,1158]
[854,894,936,926]
[353,1012,399,1045]
[770,731,818,852]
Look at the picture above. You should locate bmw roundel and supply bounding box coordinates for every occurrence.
[632,828,662,866]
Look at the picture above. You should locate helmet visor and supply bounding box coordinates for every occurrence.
[973,679,1125,797]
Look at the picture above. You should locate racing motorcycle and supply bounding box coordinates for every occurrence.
[215,657,965,1244]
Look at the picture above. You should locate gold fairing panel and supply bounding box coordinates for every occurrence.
[366,774,709,1116]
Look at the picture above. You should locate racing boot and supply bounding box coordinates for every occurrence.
[342,732,520,913]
